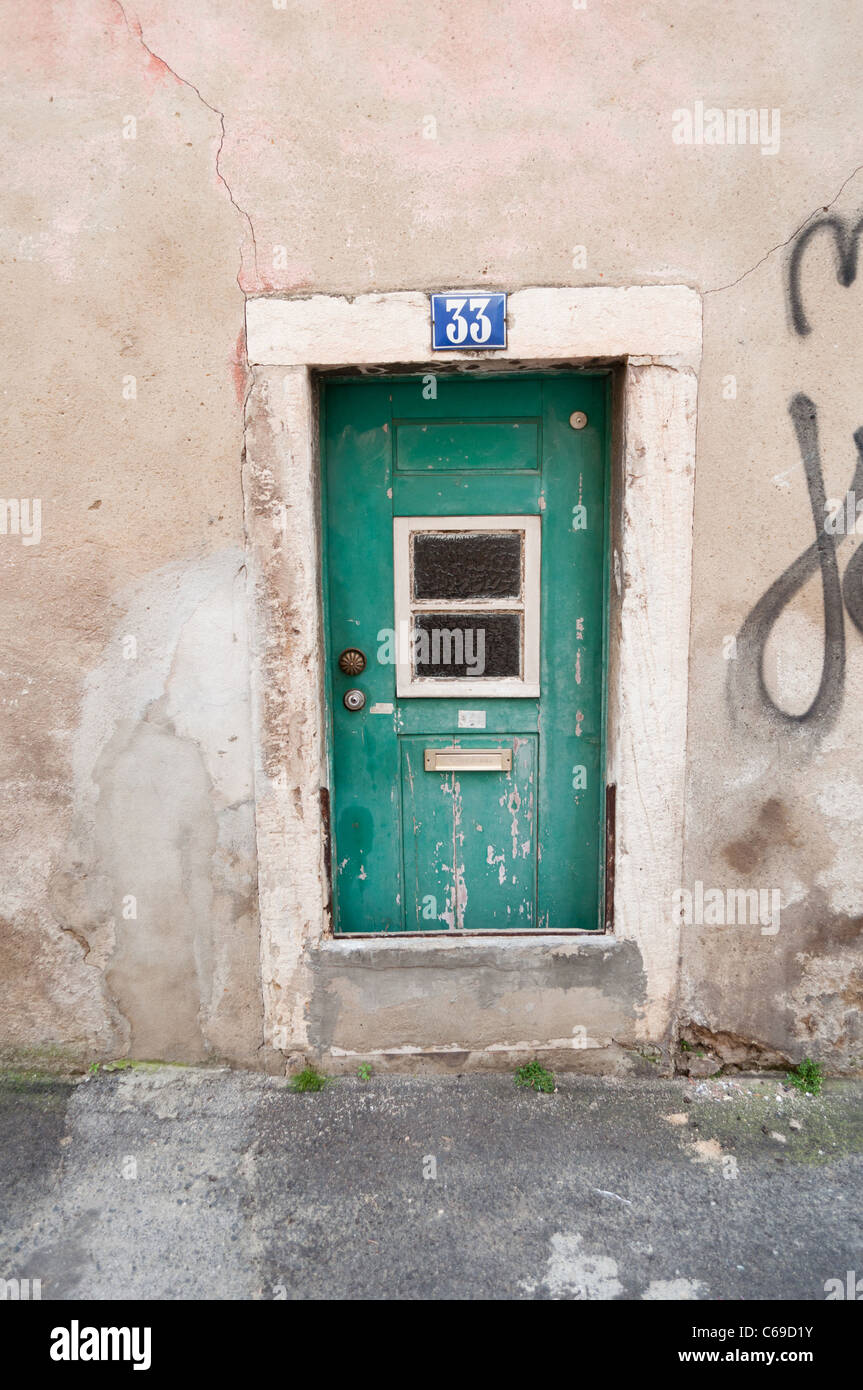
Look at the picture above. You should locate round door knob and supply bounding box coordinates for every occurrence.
[338,648,367,675]
[343,688,366,712]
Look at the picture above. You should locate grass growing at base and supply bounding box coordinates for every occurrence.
[515,1059,556,1093]
[787,1058,824,1096]
[290,1066,330,1093]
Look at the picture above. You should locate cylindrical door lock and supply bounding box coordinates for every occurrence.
[343,688,366,712]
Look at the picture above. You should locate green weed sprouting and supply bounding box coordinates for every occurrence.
[290,1066,330,1093]
[515,1059,556,1093]
[787,1058,823,1096]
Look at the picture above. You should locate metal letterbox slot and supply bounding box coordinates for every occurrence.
[423,747,512,773]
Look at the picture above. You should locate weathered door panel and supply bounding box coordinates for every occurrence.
[535,376,608,928]
[322,372,609,933]
[324,382,402,932]
[400,734,537,931]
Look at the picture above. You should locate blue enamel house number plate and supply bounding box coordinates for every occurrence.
[431,293,507,350]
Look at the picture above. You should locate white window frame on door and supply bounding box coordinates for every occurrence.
[393,515,541,698]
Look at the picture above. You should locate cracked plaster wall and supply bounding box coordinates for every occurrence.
[1,0,862,1069]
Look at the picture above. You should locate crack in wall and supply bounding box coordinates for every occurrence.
[112,0,260,294]
[705,160,863,297]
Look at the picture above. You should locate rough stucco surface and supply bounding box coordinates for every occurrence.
[307,937,647,1071]
[2,0,863,1070]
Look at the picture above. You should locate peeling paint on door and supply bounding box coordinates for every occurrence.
[323,374,609,931]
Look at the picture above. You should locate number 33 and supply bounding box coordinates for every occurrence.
[445,297,492,345]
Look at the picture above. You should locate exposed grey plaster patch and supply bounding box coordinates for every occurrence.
[95,716,218,1061]
[73,551,251,808]
[63,550,266,1065]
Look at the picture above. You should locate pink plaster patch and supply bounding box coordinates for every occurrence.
[106,2,173,91]
[230,328,248,406]
[130,19,173,85]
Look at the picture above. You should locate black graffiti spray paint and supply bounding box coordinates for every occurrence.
[731,212,863,736]
[730,395,863,733]
[842,518,863,636]
[787,213,863,337]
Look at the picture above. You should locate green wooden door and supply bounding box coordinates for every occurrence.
[322,372,609,932]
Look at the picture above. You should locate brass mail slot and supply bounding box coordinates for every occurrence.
[424,747,512,773]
